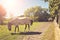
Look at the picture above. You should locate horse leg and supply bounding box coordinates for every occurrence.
[16,25,19,32]
[28,24,30,32]
[15,25,19,32]
[18,26,19,32]
[24,24,27,31]
[15,27,16,33]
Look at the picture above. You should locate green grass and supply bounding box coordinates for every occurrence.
[0,22,41,40]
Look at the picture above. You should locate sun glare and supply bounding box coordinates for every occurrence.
[1,0,25,18]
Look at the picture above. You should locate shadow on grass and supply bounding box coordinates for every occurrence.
[11,32,42,35]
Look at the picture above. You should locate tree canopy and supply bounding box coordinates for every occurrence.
[0,5,6,16]
[49,0,60,16]
[43,0,60,17]
[0,5,6,24]
[24,6,50,21]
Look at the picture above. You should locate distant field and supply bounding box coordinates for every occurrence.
[0,22,41,40]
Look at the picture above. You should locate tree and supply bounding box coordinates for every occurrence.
[43,0,60,16]
[0,5,6,16]
[0,5,6,24]
[24,6,42,21]
[24,6,49,21]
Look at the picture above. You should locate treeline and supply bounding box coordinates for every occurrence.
[24,6,51,21]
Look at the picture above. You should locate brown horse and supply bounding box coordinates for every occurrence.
[7,17,33,32]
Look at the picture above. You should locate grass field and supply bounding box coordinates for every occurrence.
[0,22,41,40]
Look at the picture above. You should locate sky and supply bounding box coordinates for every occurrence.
[0,0,49,18]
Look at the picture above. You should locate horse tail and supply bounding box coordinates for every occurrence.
[30,20,33,26]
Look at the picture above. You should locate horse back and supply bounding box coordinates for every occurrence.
[17,18,31,24]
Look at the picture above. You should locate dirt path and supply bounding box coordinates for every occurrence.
[54,20,60,40]
[55,25,60,40]
[16,22,52,40]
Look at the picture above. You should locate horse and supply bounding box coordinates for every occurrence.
[7,17,33,32]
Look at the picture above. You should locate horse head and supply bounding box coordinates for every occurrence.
[7,22,12,31]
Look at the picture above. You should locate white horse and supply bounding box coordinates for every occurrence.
[7,17,33,32]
